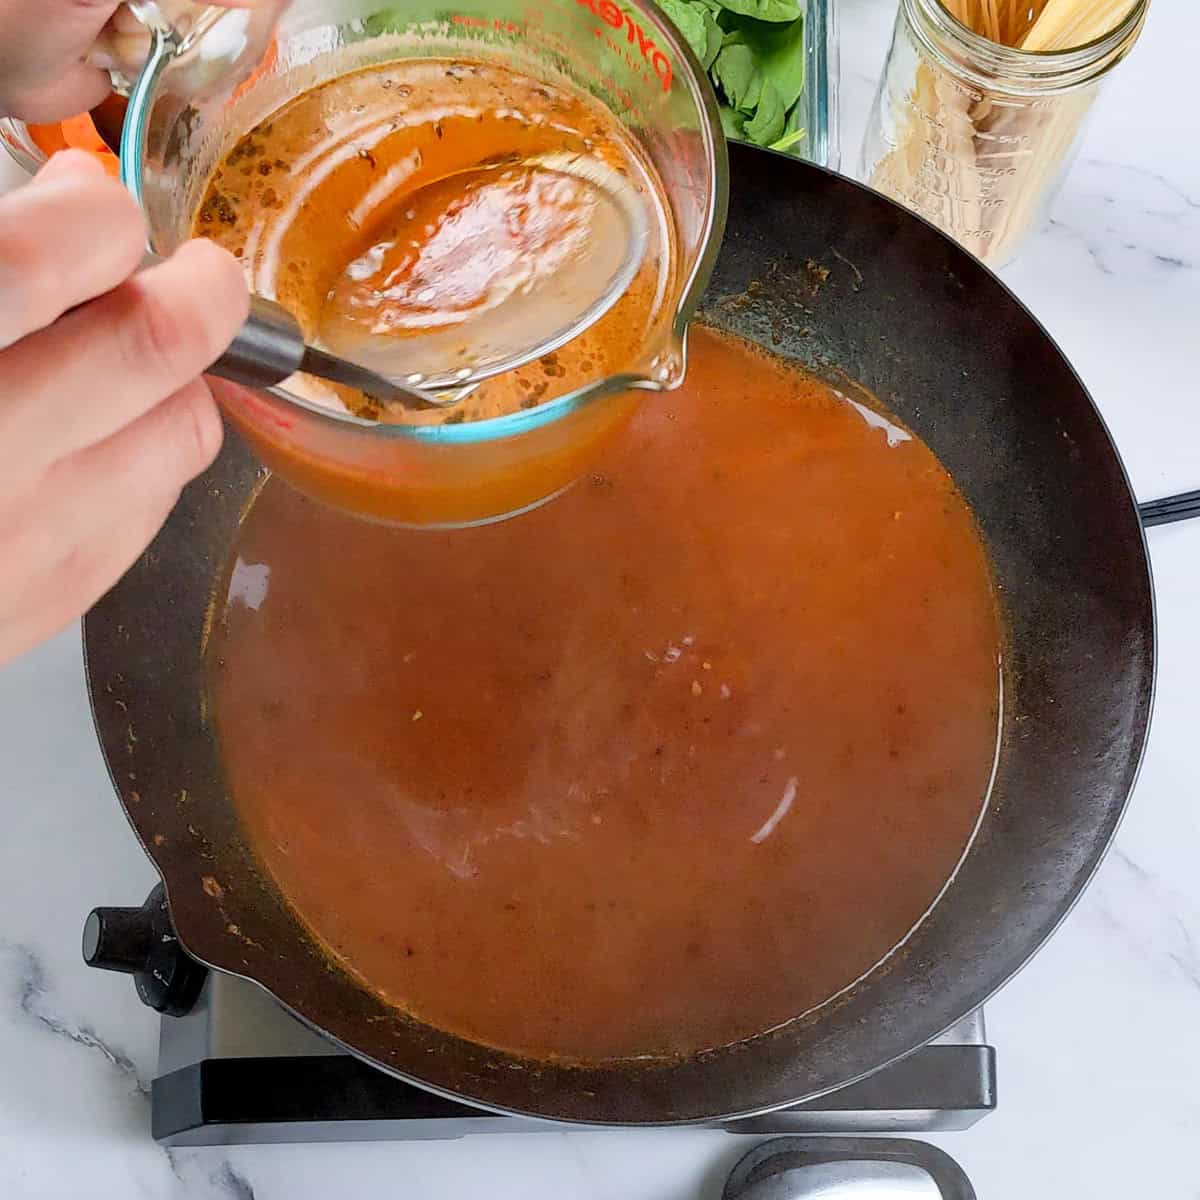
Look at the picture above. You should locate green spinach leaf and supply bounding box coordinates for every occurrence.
[713,42,761,112]
[769,124,807,153]
[714,0,801,24]
[719,104,747,139]
[701,9,724,68]
[653,0,810,157]
[361,8,405,36]
[654,0,710,64]
[723,14,805,109]
[743,77,786,146]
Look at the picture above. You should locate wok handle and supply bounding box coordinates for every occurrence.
[1139,490,1200,528]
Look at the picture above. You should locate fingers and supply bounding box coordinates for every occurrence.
[34,150,106,182]
[0,61,113,124]
[56,376,224,515]
[0,0,285,122]
[0,238,249,476]
[90,0,285,67]
[0,0,118,121]
[0,151,146,350]
[0,379,223,664]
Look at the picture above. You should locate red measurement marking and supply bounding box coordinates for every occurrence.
[574,0,673,92]
[451,14,519,32]
[236,387,294,432]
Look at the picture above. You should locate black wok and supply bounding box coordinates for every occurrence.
[84,142,1155,1123]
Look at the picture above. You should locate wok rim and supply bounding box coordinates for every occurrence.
[82,145,1157,1124]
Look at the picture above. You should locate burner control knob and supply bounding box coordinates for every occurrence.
[82,882,207,1016]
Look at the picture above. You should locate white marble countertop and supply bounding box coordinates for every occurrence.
[2,1,1198,1195]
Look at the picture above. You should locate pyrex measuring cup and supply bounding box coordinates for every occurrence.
[119,0,727,528]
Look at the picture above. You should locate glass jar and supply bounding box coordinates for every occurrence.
[860,0,1147,268]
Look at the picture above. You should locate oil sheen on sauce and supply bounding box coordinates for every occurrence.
[207,328,1003,1063]
[193,59,673,423]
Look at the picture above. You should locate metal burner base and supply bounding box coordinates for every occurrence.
[154,975,996,1146]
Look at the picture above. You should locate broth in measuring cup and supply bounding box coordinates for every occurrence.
[194,58,675,423]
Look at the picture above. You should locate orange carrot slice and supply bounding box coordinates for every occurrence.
[60,113,110,156]
[25,122,70,157]
[26,113,121,177]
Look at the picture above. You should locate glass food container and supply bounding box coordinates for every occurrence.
[860,0,1146,268]
[662,0,839,170]
[796,0,839,169]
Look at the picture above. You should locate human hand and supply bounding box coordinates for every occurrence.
[0,151,249,666]
[0,0,282,124]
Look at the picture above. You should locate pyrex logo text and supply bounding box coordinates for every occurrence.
[575,0,673,93]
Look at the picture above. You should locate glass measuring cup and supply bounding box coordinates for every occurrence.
[120,0,727,528]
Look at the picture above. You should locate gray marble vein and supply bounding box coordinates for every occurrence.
[0,940,150,1094]
[1,2,1199,1198]
[1087,847,1200,992]
[212,1162,257,1200]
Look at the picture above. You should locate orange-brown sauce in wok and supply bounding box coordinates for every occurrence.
[207,328,1002,1062]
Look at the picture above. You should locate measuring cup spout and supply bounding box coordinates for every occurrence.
[641,330,689,392]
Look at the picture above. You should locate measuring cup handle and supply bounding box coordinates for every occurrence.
[88,3,215,88]
[88,1,279,97]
